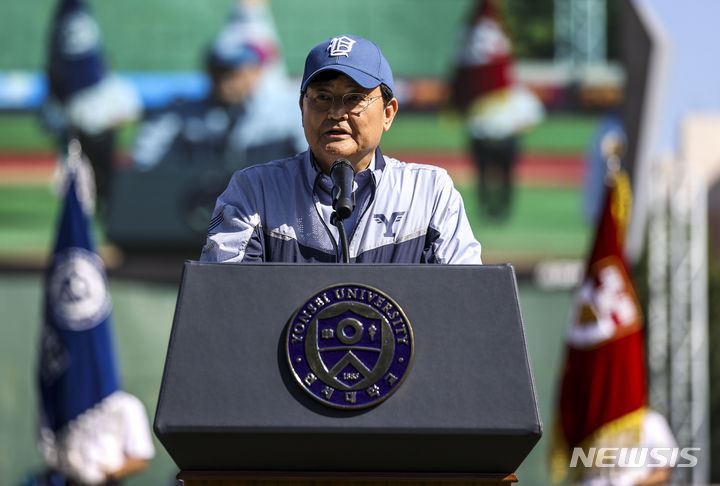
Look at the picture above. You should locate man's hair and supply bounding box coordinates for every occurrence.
[379,83,393,106]
[302,70,394,106]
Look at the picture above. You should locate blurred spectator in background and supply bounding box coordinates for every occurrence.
[131,0,306,173]
[450,0,544,221]
[41,0,142,215]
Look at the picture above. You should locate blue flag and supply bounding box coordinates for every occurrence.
[39,168,120,433]
[47,0,106,102]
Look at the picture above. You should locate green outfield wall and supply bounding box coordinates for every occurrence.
[1,0,477,76]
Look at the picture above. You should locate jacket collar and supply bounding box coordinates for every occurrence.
[303,146,385,193]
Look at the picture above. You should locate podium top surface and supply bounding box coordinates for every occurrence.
[155,262,542,473]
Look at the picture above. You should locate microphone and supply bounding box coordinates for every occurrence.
[330,158,355,220]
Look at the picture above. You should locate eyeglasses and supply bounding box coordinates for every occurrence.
[304,91,382,114]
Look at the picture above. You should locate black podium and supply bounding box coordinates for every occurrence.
[155,262,542,484]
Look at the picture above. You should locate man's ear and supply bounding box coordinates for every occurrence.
[299,94,305,126]
[383,98,398,132]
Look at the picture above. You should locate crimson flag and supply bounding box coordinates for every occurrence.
[450,0,514,111]
[551,170,647,481]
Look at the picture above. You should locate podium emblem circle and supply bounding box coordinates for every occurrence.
[285,283,414,409]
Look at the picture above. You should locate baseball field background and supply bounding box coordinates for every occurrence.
[0,112,597,485]
[0,1,604,484]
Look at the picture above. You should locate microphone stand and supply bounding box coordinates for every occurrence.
[331,212,350,264]
[329,158,355,264]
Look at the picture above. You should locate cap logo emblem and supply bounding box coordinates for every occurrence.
[327,36,356,57]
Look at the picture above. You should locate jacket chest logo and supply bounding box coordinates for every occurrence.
[373,211,405,237]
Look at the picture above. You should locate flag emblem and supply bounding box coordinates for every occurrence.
[566,256,641,349]
[58,10,101,57]
[461,18,511,66]
[48,247,111,331]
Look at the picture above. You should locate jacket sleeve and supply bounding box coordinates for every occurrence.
[427,172,482,264]
[199,170,265,262]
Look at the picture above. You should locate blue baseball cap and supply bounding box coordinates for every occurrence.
[301,35,394,93]
[206,41,263,70]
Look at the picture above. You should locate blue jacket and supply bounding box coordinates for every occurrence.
[200,148,482,264]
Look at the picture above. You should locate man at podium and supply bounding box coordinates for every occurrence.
[157,38,548,483]
[200,35,482,264]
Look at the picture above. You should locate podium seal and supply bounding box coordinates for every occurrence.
[286,283,414,409]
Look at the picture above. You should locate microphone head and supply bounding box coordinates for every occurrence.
[329,158,355,219]
[330,158,353,173]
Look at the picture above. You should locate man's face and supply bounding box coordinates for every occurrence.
[300,73,397,174]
